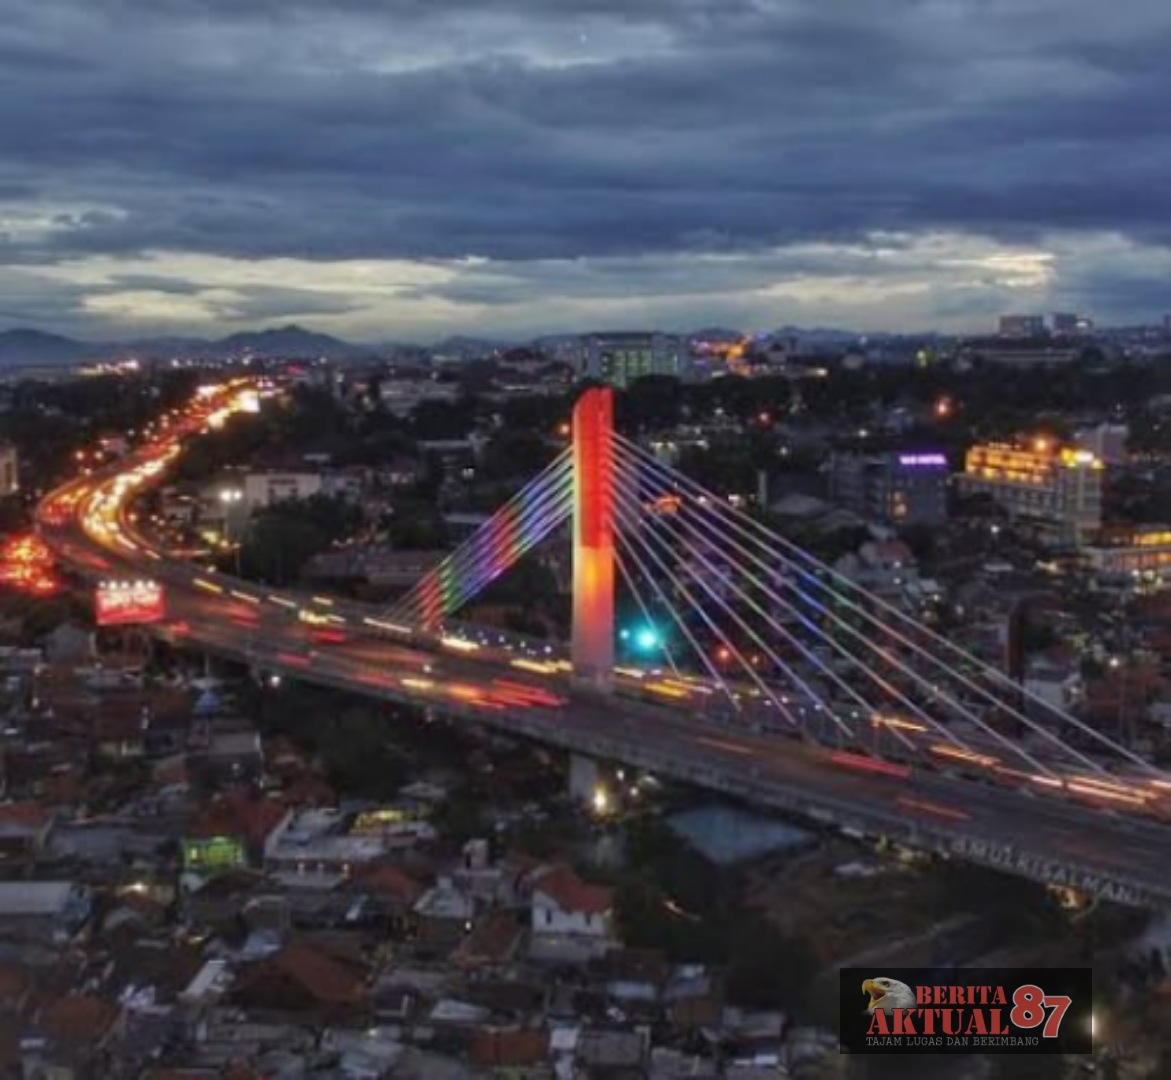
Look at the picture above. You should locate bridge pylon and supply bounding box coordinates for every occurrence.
[571,387,616,691]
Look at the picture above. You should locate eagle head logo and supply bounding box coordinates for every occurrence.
[862,976,916,1014]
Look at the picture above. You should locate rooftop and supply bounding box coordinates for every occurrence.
[531,865,613,915]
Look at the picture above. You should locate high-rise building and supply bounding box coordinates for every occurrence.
[1050,312,1079,334]
[1074,423,1128,466]
[582,333,687,388]
[0,444,17,497]
[829,451,949,526]
[957,438,1102,547]
[998,314,1046,338]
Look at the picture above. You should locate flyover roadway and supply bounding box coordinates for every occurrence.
[34,400,1171,909]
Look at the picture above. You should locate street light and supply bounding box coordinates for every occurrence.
[220,489,244,575]
[1109,656,1131,747]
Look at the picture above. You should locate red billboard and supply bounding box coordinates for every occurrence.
[95,579,166,626]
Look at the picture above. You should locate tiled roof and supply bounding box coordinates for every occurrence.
[348,864,424,904]
[237,939,366,1007]
[189,789,287,844]
[38,993,118,1042]
[458,910,524,964]
[0,965,30,1005]
[472,1027,548,1067]
[0,801,53,830]
[532,865,613,915]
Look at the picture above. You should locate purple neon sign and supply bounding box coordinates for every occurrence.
[898,453,948,467]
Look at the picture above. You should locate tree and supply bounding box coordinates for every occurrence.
[385,502,448,550]
[431,790,486,844]
[617,376,685,431]
[479,433,558,482]
[317,707,409,797]
[238,515,325,584]
[234,493,363,584]
[724,917,820,1011]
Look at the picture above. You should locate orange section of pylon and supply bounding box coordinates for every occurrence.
[572,387,615,688]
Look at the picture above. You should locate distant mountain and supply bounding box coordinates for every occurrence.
[0,328,91,366]
[431,335,512,355]
[214,324,360,359]
[772,325,860,346]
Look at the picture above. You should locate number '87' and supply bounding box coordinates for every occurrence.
[1010,985,1073,1038]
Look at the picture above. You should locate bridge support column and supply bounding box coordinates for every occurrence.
[571,387,615,691]
[568,753,602,806]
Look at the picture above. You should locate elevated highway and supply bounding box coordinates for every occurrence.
[34,390,1171,909]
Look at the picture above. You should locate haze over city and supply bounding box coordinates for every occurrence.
[4,0,1171,341]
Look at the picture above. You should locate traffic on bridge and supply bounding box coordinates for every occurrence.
[34,380,1171,909]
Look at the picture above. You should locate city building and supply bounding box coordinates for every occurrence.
[956,438,1103,547]
[582,333,687,387]
[1074,422,1129,466]
[828,451,949,526]
[378,377,461,418]
[997,314,1046,338]
[1050,312,1079,334]
[1082,525,1171,588]
[0,442,17,496]
[242,469,324,509]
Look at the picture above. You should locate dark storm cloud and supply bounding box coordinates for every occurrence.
[2,0,1171,330]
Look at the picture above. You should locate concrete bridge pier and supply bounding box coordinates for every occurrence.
[568,753,604,811]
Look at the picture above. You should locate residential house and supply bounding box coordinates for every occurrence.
[0,880,92,946]
[453,910,526,971]
[1024,651,1084,713]
[471,1028,549,1071]
[0,801,56,864]
[23,993,119,1080]
[341,863,425,935]
[231,939,368,1019]
[528,865,616,962]
[413,876,475,953]
[530,865,614,939]
[187,788,290,868]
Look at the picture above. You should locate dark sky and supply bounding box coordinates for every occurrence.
[3,0,1170,340]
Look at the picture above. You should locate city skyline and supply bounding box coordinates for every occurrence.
[3,0,1171,339]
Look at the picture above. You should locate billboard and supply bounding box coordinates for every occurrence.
[95,579,166,627]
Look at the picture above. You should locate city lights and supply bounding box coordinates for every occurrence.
[0,533,62,596]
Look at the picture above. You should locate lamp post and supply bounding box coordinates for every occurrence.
[1109,656,1131,748]
[220,489,243,575]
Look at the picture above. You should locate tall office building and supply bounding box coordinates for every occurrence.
[829,451,949,526]
[582,333,686,388]
[957,439,1102,547]
[0,444,17,497]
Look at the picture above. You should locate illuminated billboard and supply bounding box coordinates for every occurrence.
[95,579,166,626]
[182,836,245,872]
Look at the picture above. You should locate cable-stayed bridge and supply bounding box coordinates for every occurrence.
[37,386,1171,909]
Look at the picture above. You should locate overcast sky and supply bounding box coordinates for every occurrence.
[2,0,1170,341]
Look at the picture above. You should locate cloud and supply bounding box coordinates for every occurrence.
[1,0,1170,337]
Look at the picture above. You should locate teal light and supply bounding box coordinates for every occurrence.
[634,625,662,652]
